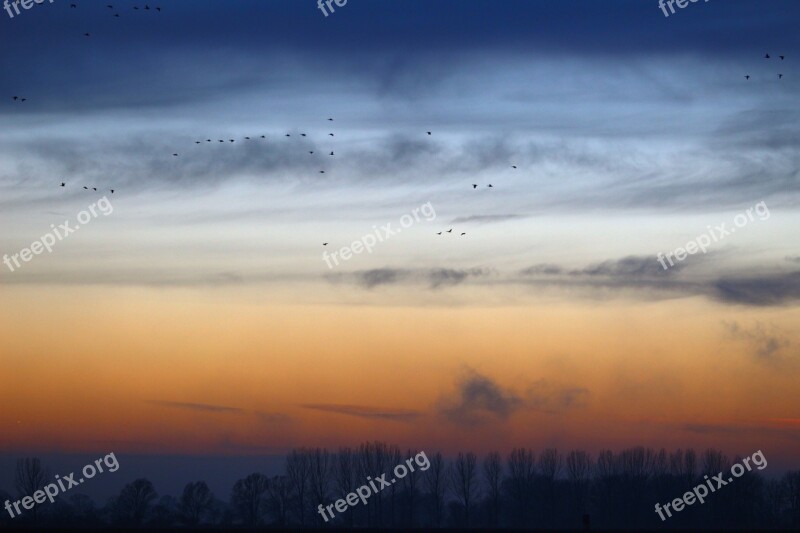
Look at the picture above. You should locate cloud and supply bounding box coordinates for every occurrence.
[148,400,244,414]
[328,267,490,290]
[437,370,589,426]
[438,370,523,426]
[450,214,524,224]
[525,380,590,413]
[723,321,792,363]
[301,403,422,422]
[712,271,800,306]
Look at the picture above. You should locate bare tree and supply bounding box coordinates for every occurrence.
[402,448,421,527]
[483,451,503,526]
[114,478,158,526]
[286,448,311,525]
[267,475,291,526]
[14,458,48,521]
[450,451,479,526]
[565,449,592,517]
[179,481,214,526]
[507,448,535,526]
[230,473,268,526]
[335,448,358,527]
[308,448,332,525]
[424,451,447,527]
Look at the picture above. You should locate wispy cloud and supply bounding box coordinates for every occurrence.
[301,403,422,422]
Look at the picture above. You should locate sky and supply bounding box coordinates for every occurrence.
[1,0,799,497]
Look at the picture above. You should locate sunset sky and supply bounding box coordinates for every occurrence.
[1,0,799,498]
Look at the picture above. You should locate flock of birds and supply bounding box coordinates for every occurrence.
[744,53,787,80]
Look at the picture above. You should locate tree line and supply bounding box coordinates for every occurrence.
[2,443,800,529]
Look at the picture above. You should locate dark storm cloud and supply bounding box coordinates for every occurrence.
[301,404,422,422]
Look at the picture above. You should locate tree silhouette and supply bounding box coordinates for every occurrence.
[230,473,268,526]
[179,481,214,526]
[113,478,157,526]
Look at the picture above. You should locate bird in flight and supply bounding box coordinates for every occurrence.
[779,74,784,79]
[745,75,750,80]
[173,153,178,156]
[765,53,771,59]
[300,133,306,137]
[319,171,325,174]
[309,151,314,154]
[329,133,334,137]
[780,55,785,60]
[83,186,88,190]
[110,189,114,194]
[427,132,432,135]
[472,184,478,189]
[487,184,493,188]
[436,232,442,235]
[329,151,334,156]
[61,182,65,187]
[511,165,517,169]
[84,33,91,37]
[92,187,97,191]
[261,135,266,139]
[245,137,250,140]
[461,233,466,236]
[446,229,453,233]
[322,243,328,246]
[328,118,333,121]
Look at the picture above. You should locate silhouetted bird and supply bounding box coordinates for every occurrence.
[92,187,97,191]
[319,171,325,173]
[427,132,431,135]
[322,243,328,246]
[745,75,750,80]
[144,4,149,9]
[12,96,18,100]
[70,3,76,7]
[309,151,314,154]
[437,232,442,235]
[286,134,291,137]
[107,4,113,8]
[261,135,266,138]
[230,139,234,142]
[512,165,517,169]
[461,233,466,236]
[330,151,334,156]
[780,55,785,60]
[328,133,334,136]
[765,53,771,59]
[219,140,224,142]
[779,74,784,79]
[487,184,493,188]
[195,141,201,144]
[20,98,26,102]
[472,184,477,189]
[446,229,452,233]
[61,183,65,187]
[245,137,250,140]
[328,118,333,121]
[84,33,90,37]
[133,6,138,9]
[156,6,161,11]
[173,153,178,156]
[110,189,114,194]
[301,133,306,137]
[83,186,88,190]
[206,139,211,142]
[114,13,119,17]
